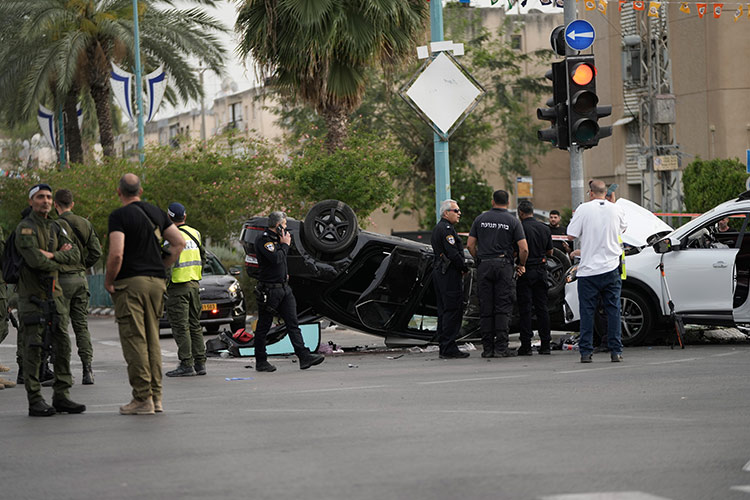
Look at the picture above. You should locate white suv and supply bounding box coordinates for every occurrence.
[564,194,750,345]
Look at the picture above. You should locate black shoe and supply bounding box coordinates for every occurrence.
[82,364,94,385]
[581,354,593,363]
[299,353,325,370]
[439,351,470,359]
[255,360,277,372]
[481,351,494,358]
[194,363,207,375]
[516,346,533,356]
[29,400,56,417]
[166,365,195,377]
[611,353,623,362]
[538,344,551,355]
[495,349,517,358]
[52,397,86,414]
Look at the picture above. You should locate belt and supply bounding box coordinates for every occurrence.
[480,254,507,261]
[525,262,545,268]
[260,282,286,289]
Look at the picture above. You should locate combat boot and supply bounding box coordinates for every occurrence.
[516,344,533,356]
[166,364,195,377]
[29,400,56,417]
[194,362,206,376]
[0,377,16,388]
[0,363,10,372]
[299,352,325,370]
[119,398,155,415]
[52,397,86,414]
[153,397,163,413]
[82,363,94,385]
[255,360,277,372]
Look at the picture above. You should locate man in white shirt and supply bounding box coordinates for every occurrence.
[567,179,627,363]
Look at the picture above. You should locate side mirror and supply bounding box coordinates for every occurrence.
[229,266,242,276]
[653,238,674,254]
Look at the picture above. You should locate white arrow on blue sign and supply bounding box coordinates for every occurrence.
[565,20,596,51]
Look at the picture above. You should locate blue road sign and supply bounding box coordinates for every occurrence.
[565,20,596,51]
[746,149,750,174]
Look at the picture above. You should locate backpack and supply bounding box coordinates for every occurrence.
[2,231,24,284]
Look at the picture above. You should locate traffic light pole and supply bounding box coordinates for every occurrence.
[431,1,450,222]
[564,0,585,209]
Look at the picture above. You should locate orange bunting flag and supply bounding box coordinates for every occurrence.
[648,1,660,16]
[633,0,644,10]
[585,0,596,10]
[598,0,608,14]
[734,4,743,20]
[619,0,626,10]
[679,2,690,13]
[697,3,707,17]
[713,3,723,17]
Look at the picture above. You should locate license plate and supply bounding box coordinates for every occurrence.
[202,303,217,312]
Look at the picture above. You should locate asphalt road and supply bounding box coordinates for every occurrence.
[1,318,749,500]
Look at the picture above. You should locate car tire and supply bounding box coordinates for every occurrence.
[303,200,359,254]
[546,248,571,295]
[594,287,654,347]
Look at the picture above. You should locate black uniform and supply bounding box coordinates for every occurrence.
[469,208,525,355]
[430,218,469,356]
[253,229,308,364]
[517,217,553,353]
[549,223,569,254]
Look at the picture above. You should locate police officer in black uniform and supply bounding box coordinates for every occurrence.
[253,211,324,372]
[516,200,553,356]
[430,199,470,359]
[467,190,528,358]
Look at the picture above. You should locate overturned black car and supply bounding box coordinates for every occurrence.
[239,200,570,347]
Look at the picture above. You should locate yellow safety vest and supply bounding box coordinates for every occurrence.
[171,225,203,283]
[619,234,627,280]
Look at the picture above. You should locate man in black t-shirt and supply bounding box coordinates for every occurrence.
[467,190,528,358]
[548,210,570,255]
[105,173,185,415]
[516,201,553,356]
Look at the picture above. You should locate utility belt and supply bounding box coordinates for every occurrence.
[525,261,546,268]
[259,282,286,289]
[478,254,509,264]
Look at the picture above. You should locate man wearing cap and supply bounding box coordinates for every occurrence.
[164,202,207,377]
[105,174,185,415]
[16,183,84,416]
[54,189,102,385]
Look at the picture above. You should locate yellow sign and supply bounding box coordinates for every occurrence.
[654,155,679,171]
[516,176,533,198]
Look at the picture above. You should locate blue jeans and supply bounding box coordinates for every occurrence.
[577,268,622,356]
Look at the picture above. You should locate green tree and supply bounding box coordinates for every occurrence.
[0,0,227,159]
[235,0,429,152]
[682,157,748,213]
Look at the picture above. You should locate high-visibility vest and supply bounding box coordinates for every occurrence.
[619,234,627,280]
[171,225,202,283]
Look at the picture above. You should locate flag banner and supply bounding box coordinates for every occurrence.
[633,1,645,10]
[598,0,608,14]
[110,62,135,122]
[648,1,661,16]
[555,0,565,8]
[76,102,83,131]
[144,66,168,123]
[507,0,515,8]
[734,3,742,19]
[540,0,552,5]
[585,0,596,9]
[697,3,707,16]
[521,0,528,6]
[713,2,723,16]
[37,105,57,150]
[491,0,499,4]
[619,0,626,10]
[679,2,690,12]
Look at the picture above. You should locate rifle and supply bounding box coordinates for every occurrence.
[8,307,18,329]
[28,278,57,380]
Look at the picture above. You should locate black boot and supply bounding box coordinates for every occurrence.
[29,400,56,417]
[166,364,195,377]
[52,397,86,414]
[255,360,277,372]
[517,344,533,356]
[299,352,325,370]
[82,363,94,385]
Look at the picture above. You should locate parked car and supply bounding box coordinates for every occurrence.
[159,250,247,334]
[564,194,750,345]
[239,200,570,347]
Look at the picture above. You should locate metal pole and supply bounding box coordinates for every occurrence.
[199,67,207,143]
[132,0,145,165]
[431,0,450,221]
[57,108,66,168]
[564,0,584,209]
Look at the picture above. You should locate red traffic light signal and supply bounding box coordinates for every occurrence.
[565,55,610,148]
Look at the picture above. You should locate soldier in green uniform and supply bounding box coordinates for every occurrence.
[164,202,207,377]
[16,183,85,416]
[0,224,17,389]
[54,189,102,385]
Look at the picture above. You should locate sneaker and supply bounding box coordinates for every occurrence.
[52,397,86,414]
[255,360,277,372]
[439,351,470,359]
[516,346,533,356]
[29,400,56,417]
[299,353,325,370]
[581,354,593,363]
[0,377,16,388]
[194,363,207,376]
[153,397,163,413]
[119,398,155,415]
[611,353,624,363]
[166,365,195,377]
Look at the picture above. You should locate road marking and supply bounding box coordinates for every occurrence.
[284,384,391,394]
[647,357,701,365]
[439,409,543,416]
[557,364,639,374]
[541,492,672,500]
[588,413,692,423]
[417,374,529,385]
[743,459,750,471]
[730,485,750,493]
[98,341,121,347]
[711,351,742,358]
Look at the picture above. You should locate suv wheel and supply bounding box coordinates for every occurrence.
[303,200,359,255]
[594,287,655,347]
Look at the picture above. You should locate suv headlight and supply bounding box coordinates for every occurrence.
[565,264,578,284]
[228,280,240,299]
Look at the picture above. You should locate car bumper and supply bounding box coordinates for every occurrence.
[564,281,580,323]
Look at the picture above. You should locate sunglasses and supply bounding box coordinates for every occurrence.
[447,209,461,213]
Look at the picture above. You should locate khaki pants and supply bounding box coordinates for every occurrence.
[112,276,166,402]
[59,272,93,365]
[166,281,205,366]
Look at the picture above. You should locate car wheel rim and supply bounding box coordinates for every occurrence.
[620,296,644,340]
[313,208,351,244]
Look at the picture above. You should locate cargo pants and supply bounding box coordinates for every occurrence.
[166,281,205,367]
[112,276,166,403]
[59,272,93,365]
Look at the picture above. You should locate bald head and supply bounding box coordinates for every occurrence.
[119,173,142,198]
[589,179,607,198]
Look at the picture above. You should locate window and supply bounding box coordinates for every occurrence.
[229,102,242,127]
[511,35,522,51]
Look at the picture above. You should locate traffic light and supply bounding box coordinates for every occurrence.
[565,55,612,148]
[537,61,568,150]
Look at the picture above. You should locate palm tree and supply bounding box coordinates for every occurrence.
[235,0,429,152]
[0,0,227,159]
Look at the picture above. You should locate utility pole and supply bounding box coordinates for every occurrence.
[564,0,584,209]
[199,64,207,143]
[132,0,145,165]
[57,108,66,168]
[430,0,450,221]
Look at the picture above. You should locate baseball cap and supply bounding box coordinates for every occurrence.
[28,183,52,198]
[167,202,186,220]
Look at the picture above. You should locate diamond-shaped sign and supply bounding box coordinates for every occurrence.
[401,51,484,140]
